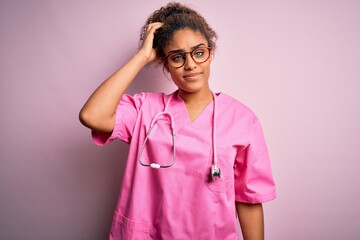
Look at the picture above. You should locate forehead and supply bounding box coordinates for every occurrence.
[165,28,208,52]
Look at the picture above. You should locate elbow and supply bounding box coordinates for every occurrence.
[78,107,115,133]
[78,106,98,129]
[79,108,92,128]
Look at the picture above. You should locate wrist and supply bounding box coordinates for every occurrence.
[132,52,148,65]
[135,49,156,65]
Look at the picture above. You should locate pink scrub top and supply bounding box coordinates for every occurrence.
[92,90,276,240]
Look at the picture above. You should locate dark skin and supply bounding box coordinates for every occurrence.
[237,202,264,240]
[80,22,265,239]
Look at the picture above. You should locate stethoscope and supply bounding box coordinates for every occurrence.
[138,91,221,181]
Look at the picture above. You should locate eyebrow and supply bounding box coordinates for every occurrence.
[167,43,206,55]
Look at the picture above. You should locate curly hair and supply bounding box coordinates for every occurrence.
[140,2,217,65]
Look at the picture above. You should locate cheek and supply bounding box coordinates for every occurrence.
[168,68,181,80]
[202,63,211,75]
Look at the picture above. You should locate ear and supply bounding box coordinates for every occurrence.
[209,48,215,63]
[163,62,170,72]
[210,53,214,63]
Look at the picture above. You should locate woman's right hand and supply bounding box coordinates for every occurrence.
[137,22,163,63]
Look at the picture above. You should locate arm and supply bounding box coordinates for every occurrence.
[79,23,163,133]
[236,202,264,240]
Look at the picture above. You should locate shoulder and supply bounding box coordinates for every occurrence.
[130,92,164,100]
[136,91,178,104]
[122,92,165,105]
[121,91,176,111]
[217,92,258,121]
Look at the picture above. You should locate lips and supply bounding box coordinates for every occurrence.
[183,72,201,80]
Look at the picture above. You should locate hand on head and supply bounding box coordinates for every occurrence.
[138,22,163,63]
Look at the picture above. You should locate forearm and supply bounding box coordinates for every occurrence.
[79,22,163,133]
[236,202,264,240]
[79,53,148,132]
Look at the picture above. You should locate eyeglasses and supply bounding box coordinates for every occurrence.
[165,47,212,68]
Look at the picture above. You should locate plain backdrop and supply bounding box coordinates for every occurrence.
[1,0,360,239]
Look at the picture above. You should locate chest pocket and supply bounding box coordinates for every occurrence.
[206,147,236,195]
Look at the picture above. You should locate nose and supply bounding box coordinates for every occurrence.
[184,53,197,70]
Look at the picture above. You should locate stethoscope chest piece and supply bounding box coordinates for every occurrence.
[211,163,221,181]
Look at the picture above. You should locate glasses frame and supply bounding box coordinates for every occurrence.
[165,46,212,69]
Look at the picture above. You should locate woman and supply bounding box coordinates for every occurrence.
[79,2,276,239]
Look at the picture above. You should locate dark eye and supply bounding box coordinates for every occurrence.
[171,54,185,63]
[193,49,205,58]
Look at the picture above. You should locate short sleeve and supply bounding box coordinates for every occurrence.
[91,93,146,146]
[234,118,276,204]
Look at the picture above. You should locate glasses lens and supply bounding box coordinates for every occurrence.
[168,53,186,68]
[167,47,211,68]
[191,47,210,63]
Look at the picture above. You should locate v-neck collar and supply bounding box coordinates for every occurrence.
[166,90,222,131]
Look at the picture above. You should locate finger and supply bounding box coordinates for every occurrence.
[139,23,163,61]
[142,22,163,48]
[146,22,163,34]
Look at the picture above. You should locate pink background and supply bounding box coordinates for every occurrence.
[1,0,360,239]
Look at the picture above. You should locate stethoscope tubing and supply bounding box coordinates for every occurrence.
[137,91,218,173]
[138,112,176,168]
[138,95,176,168]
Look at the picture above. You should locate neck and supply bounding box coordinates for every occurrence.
[178,88,213,106]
